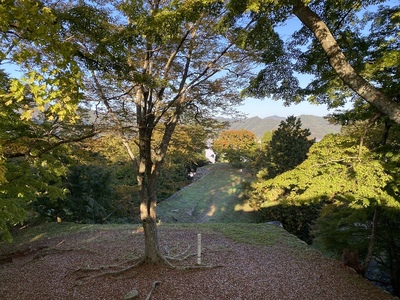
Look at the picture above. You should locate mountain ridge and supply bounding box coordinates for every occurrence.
[226,114,341,141]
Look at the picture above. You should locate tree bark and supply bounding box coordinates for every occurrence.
[137,159,162,263]
[292,3,400,124]
[135,84,182,263]
[142,215,160,263]
[137,122,162,262]
[362,205,380,276]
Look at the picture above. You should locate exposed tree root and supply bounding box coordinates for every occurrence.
[0,246,48,265]
[145,281,161,300]
[70,245,224,299]
[0,245,96,268]
[161,243,224,269]
[72,258,144,285]
[164,244,196,261]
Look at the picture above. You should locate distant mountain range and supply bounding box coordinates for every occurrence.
[85,110,339,141]
[227,115,341,141]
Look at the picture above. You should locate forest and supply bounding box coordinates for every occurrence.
[0,0,399,297]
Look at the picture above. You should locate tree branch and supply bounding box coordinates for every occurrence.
[5,130,99,159]
[293,2,400,124]
[91,70,138,163]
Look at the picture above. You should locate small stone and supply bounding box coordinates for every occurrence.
[266,221,283,228]
[122,288,139,299]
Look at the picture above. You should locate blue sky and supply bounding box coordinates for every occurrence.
[235,98,340,118]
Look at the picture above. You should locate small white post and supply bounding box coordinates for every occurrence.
[197,233,202,265]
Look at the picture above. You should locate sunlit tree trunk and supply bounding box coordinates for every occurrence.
[138,170,160,263]
[136,106,162,263]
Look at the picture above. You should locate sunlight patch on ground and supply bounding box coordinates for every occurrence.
[30,233,45,242]
[206,204,217,216]
[234,202,256,212]
[85,235,102,242]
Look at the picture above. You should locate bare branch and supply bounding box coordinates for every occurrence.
[91,70,138,162]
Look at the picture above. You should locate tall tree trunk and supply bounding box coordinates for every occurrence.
[293,3,400,124]
[142,211,160,263]
[137,125,162,262]
[361,205,380,276]
[138,167,162,263]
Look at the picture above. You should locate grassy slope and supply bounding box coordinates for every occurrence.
[0,163,306,253]
[156,163,258,223]
[0,222,310,259]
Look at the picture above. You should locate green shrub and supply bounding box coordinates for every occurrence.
[256,201,322,244]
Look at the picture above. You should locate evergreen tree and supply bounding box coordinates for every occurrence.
[262,116,315,179]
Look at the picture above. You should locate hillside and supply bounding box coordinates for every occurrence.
[0,163,396,299]
[157,163,257,223]
[227,115,341,140]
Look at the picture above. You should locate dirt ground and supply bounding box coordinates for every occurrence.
[0,226,397,300]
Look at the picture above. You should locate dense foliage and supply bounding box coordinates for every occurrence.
[212,129,257,167]
[248,126,400,295]
[1,1,399,291]
[258,116,315,178]
[1,0,253,252]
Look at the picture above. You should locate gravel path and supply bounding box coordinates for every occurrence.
[0,226,396,300]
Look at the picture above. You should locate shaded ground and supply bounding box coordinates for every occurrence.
[0,223,397,300]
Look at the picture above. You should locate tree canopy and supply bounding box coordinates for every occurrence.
[212,129,257,167]
[1,1,399,281]
[240,0,400,123]
[1,0,269,260]
[249,134,395,206]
